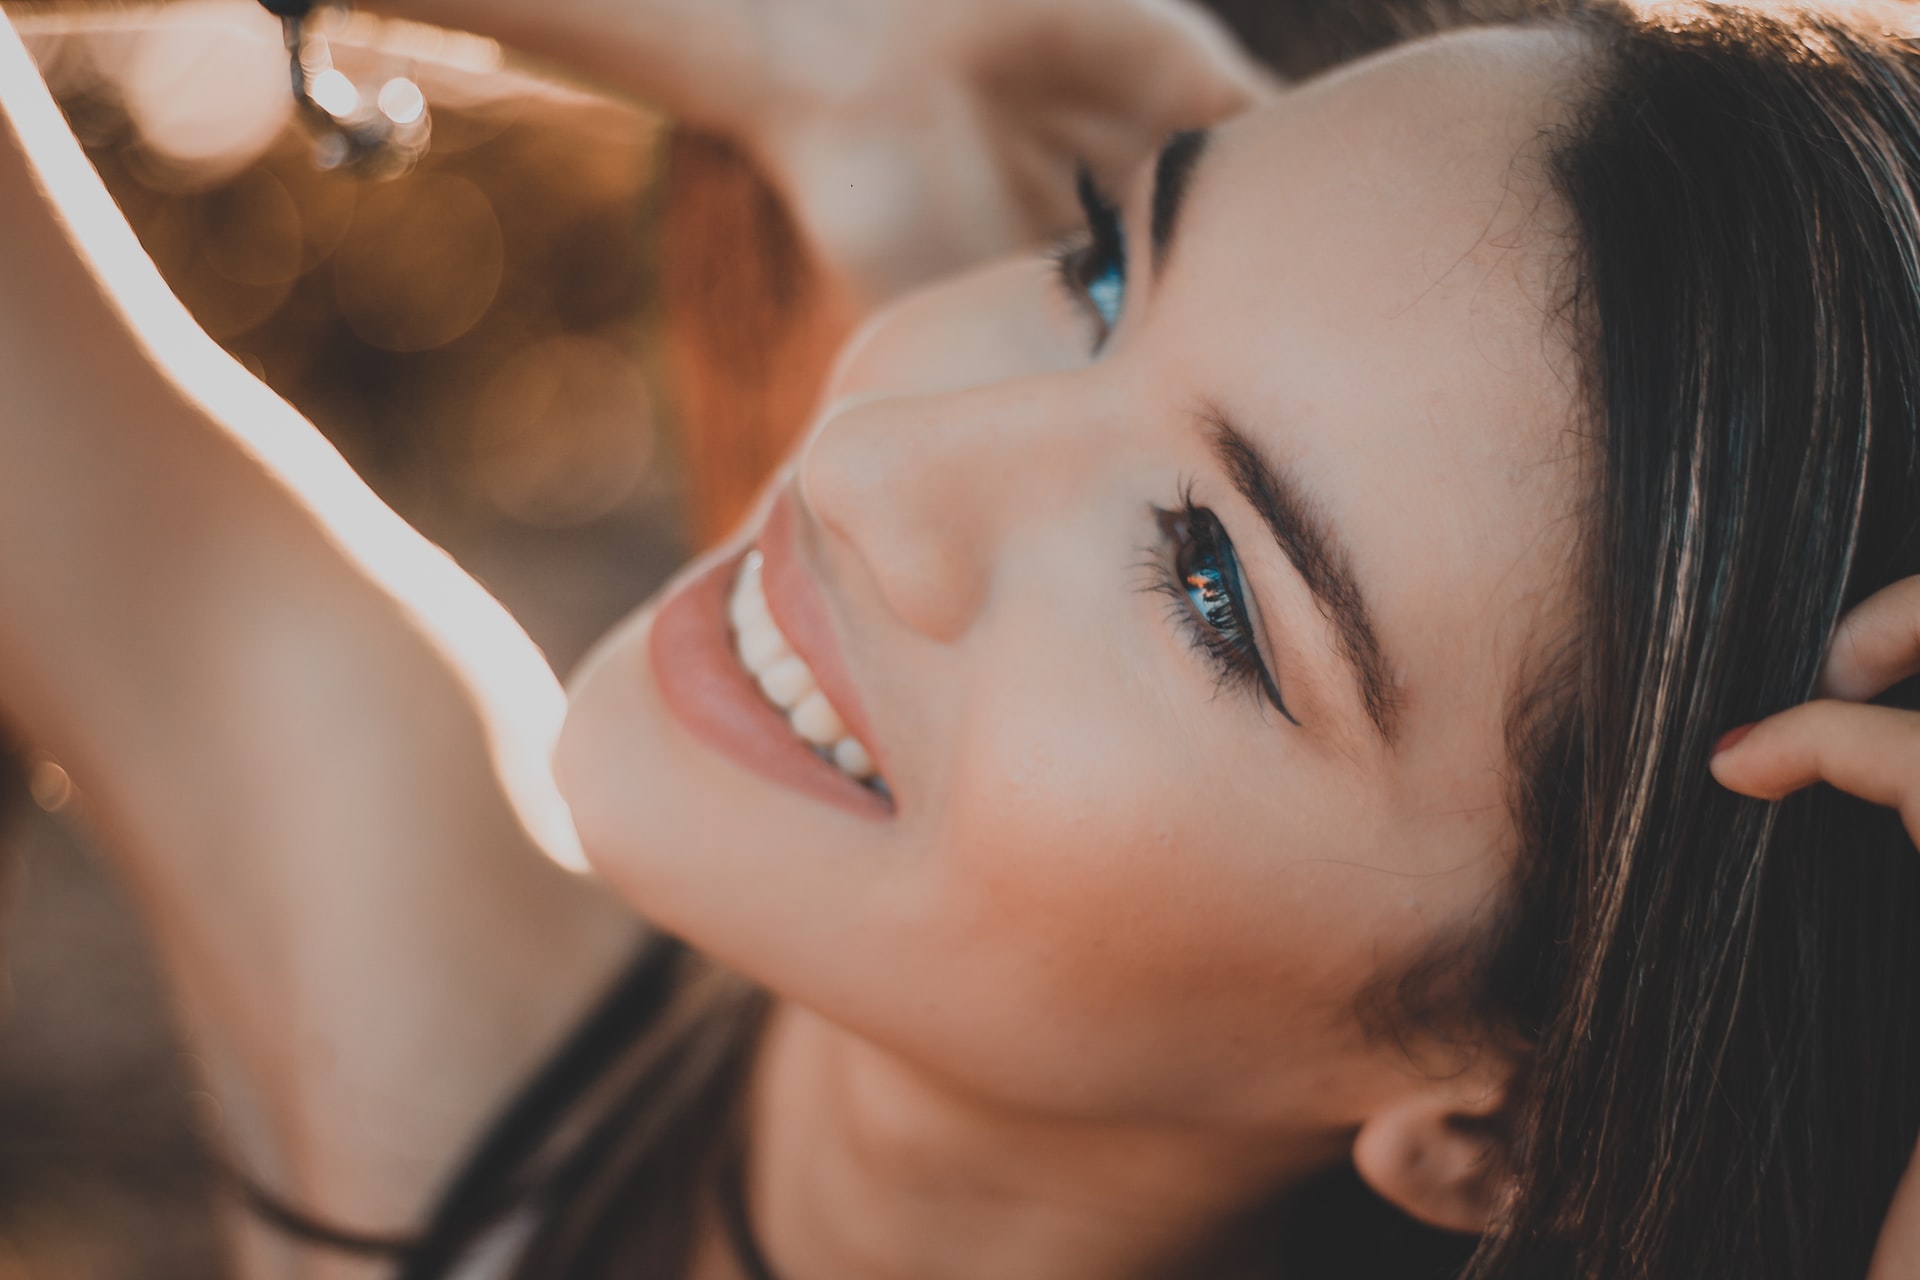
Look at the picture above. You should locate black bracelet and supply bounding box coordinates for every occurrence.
[256,0,314,16]
[208,1150,418,1260]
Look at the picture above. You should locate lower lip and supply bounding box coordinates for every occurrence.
[648,552,894,821]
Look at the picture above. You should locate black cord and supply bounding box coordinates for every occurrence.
[217,933,684,1274]
[223,1169,418,1258]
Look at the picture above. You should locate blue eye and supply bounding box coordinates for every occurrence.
[1084,261,1125,332]
[1050,165,1128,349]
[1150,495,1297,724]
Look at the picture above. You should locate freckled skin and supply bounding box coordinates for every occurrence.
[560,21,1588,1189]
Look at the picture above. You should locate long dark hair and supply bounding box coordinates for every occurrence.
[256,5,1920,1277]
[1469,6,1920,1277]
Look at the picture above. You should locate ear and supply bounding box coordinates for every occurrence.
[1350,1067,1518,1235]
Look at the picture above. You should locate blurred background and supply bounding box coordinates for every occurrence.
[0,0,1537,1274]
[0,4,694,1273]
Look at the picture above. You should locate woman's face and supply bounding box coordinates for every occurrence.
[559,26,1588,1143]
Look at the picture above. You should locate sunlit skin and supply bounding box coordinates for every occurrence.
[559,26,1592,1277]
[8,0,1920,1270]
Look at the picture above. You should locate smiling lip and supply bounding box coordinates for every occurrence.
[648,489,893,820]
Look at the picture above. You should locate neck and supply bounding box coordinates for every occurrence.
[711,999,1346,1280]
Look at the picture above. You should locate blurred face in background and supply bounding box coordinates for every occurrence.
[559,25,1589,1153]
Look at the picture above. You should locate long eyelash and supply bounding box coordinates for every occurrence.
[1048,231,1095,308]
[1049,164,1127,345]
[1155,484,1265,705]
[1145,571,1267,706]
[1138,481,1299,724]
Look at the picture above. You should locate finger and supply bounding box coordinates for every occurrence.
[1709,700,1920,843]
[1869,1138,1920,1280]
[1114,0,1282,117]
[995,0,1276,122]
[1818,576,1920,701]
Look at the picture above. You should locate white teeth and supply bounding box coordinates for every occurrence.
[729,553,771,629]
[789,690,846,747]
[736,615,790,671]
[754,655,815,710]
[831,736,875,779]
[731,559,791,671]
[729,553,882,791]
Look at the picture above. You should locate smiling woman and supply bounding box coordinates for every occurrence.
[0,2,1919,1280]
[556,25,1587,1276]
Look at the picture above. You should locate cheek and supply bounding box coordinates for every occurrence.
[910,651,1447,1117]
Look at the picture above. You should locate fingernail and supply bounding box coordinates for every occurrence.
[1713,723,1755,756]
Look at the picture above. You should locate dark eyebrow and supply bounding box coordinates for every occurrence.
[1151,128,1211,275]
[1201,408,1402,743]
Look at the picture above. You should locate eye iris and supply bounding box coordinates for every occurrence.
[1184,559,1237,636]
[1065,165,1127,344]
[1155,498,1297,725]
[1086,262,1125,329]
[1169,506,1237,629]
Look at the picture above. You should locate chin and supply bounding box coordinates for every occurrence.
[553,547,895,980]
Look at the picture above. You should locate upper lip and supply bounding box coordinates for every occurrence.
[756,486,887,784]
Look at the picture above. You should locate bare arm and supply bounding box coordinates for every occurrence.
[362,0,1272,305]
[0,13,637,1269]
[362,0,771,130]
[0,3,1262,1266]
[356,0,1267,547]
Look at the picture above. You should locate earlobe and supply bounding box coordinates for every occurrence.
[1350,1087,1516,1235]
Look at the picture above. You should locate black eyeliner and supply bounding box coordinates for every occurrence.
[1148,484,1299,725]
[1051,169,1291,725]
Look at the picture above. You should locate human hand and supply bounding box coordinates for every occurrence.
[1708,576,1920,844]
[361,0,1269,307]
[692,0,1274,307]
[1706,576,1920,1277]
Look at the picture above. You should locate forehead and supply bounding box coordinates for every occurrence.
[1147,26,1591,771]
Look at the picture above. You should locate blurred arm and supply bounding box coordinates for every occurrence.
[367,0,773,133]
[365,0,1270,306]
[341,0,1268,549]
[0,11,637,1264]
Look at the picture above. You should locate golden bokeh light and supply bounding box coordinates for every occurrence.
[378,75,426,126]
[27,756,74,815]
[199,167,305,287]
[9,0,684,890]
[330,171,504,351]
[309,66,361,120]
[119,0,289,181]
[462,334,658,527]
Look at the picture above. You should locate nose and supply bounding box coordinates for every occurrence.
[798,374,1099,643]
